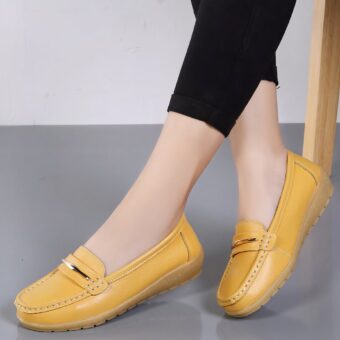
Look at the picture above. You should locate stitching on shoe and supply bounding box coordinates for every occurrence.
[16,215,187,312]
[231,253,266,303]
[180,231,191,262]
[15,269,90,313]
[294,160,318,185]
[222,250,269,305]
[15,270,100,312]
[15,290,90,313]
[220,154,315,305]
[223,233,265,278]
[219,231,277,305]
[222,158,314,304]
[107,228,182,284]
[220,158,295,302]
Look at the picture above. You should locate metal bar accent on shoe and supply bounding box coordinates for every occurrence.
[231,238,258,249]
[62,259,90,280]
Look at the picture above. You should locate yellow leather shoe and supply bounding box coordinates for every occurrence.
[217,150,333,317]
[14,214,204,331]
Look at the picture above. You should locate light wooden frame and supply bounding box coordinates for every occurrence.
[303,0,340,176]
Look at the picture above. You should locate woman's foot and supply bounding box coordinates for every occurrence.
[14,214,204,331]
[14,111,223,331]
[234,147,288,229]
[84,111,223,275]
[217,150,334,317]
[229,80,288,229]
[219,81,335,316]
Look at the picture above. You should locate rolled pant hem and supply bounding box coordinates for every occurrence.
[167,93,236,138]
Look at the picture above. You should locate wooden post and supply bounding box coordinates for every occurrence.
[303,0,340,176]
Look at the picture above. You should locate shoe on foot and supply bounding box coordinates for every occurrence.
[217,150,333,317]
[14,214,204,331]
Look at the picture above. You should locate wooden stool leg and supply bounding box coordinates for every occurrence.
[303,0,340,176]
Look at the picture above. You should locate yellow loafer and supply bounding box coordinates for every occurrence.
[14,214,204,331]
[217,150,333,317]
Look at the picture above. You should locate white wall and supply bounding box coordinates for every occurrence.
[0,0,338,125]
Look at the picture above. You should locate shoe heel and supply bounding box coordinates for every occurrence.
[116,219,204,315]
[304,169,333,234]
[121,251,203,314]
[151,251,204,294]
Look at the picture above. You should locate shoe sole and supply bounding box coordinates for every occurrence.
[224,170,334,318]
[17,252,204,332]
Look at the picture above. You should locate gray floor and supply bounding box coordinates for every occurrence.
[0,124,339,340]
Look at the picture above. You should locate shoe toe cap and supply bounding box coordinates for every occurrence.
[218,249,291,316]
[217,251,258,305]
[14,268,88,328]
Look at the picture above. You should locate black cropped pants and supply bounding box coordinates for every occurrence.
[167,0,296,137]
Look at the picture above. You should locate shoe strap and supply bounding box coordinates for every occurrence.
[231,230,276,257]
[58,253,108,295]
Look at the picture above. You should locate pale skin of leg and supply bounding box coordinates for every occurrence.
[229,80,287,228]
[85,111,224,275]
[85,80,287,274]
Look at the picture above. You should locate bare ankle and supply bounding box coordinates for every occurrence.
[236,148,288,229]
